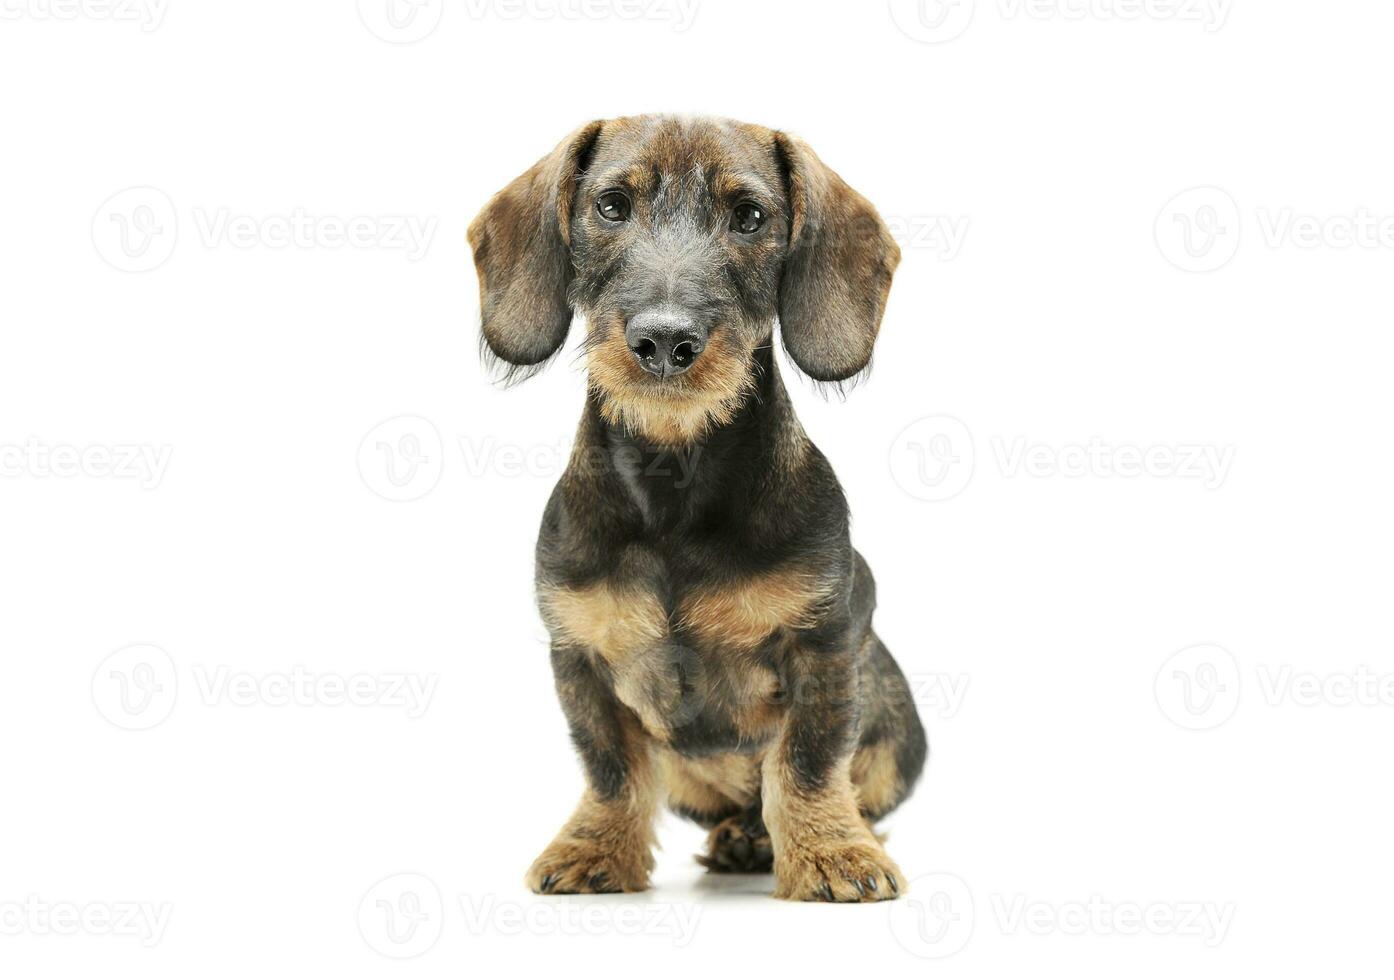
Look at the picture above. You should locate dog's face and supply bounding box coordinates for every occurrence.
[469,115,900,444]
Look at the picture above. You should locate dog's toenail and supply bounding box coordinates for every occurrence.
[865,875,878,892]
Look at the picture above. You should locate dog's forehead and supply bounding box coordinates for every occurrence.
[587,115,781,192]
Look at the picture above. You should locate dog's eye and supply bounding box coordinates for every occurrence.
[730,201,766,235]
[596,192,631,223]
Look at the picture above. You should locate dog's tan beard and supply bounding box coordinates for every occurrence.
[586,316,757,447]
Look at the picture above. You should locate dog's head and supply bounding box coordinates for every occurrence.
[469,115,900,444]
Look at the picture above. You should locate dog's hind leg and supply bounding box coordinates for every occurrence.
[697,798,774,873]
[851,632,928,820]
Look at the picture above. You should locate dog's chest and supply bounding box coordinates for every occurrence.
[539,563,832,751]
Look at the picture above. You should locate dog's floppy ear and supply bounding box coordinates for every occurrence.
[469,120,605,376]
[775,133,901,383]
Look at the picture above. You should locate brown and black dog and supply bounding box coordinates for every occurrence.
[469,115,926,902]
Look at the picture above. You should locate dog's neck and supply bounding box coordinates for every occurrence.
[579,346,811,529]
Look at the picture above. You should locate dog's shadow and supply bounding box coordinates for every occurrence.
[689,871,776,899]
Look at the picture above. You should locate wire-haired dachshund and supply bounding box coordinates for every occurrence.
[469,114,926,902]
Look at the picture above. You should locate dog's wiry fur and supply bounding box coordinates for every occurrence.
[470,115,926,901]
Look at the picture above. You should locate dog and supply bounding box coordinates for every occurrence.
[469,115,926,902]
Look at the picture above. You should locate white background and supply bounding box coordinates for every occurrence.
[2,0,1391,975]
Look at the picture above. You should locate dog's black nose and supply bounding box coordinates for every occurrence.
[625,312,705,378]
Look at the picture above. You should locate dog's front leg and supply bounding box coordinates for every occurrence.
[763,643,903,902]
[525,645,658,894]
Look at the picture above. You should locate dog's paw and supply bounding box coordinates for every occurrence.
[696,815,773,873]
[525,837,653,895]
[773,838,904,903]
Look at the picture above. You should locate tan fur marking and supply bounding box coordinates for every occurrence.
[539,581,667,663]
[763,749,904,902]
[851,740,904,817]
[587,317,754,446]
[526,718,660,894]
[660,749,762,819]
[678,569,837,648]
